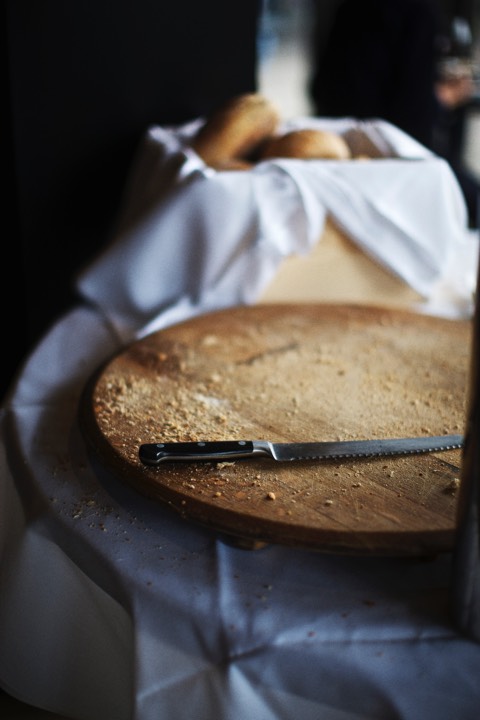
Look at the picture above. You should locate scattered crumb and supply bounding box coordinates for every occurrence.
[443,478,460,495]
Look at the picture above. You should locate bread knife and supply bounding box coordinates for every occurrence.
[138,434,464,465]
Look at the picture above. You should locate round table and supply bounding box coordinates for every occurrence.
[1,301,480,720]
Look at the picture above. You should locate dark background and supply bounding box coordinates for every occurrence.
[3,0,262,402]
[3,0,478,404]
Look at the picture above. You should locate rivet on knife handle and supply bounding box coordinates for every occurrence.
[138,440,266,465]
[138,435,464,466]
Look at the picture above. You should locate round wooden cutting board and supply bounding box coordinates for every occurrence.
[80,303,471,555]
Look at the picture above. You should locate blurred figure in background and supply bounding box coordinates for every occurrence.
[310,0,479,227]
[433,13,478,223]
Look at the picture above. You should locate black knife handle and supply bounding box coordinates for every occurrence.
[139,440,255,465]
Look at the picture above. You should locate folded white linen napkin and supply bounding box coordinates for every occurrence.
[76,117,478,341]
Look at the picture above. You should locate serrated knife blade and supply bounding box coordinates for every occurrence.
[138,434,464,466]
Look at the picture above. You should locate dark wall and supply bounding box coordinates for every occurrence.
[4,1,261,401]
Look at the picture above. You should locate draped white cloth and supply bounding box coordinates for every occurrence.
[77,117,478,342]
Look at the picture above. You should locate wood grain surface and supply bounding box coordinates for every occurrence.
[80,303,471,555]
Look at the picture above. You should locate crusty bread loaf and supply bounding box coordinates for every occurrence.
[191,93,280,169]
[258,128,352,161]
[210,158,255,171]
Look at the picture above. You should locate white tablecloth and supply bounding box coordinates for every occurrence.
[1,117,480,719]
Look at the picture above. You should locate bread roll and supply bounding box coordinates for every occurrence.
[211,159,255,171]
[191,93,280,168]
[258,128,352,161]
